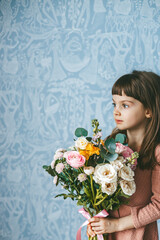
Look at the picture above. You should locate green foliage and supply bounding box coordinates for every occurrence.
[104,138,116,154]
[92,119,101,135]
[86,137,92,142]
[105,153,119,162]
[75,128,88,137]
[115,133,126,144]
[55,193,75,200]
[43,119,136,218]
[43,165,56,177]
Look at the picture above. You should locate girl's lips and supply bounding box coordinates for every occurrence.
[115,119,123,123]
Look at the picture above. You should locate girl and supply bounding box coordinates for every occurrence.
[87,70,160,240]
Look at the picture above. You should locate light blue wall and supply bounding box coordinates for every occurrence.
[0,0,160,239]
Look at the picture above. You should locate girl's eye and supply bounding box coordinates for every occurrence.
[123,104,129,108]
[112,102,116,107]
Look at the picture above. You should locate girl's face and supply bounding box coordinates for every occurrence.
[112,92,150,132]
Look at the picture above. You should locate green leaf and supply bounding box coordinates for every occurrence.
[105,153,118,162]
[119,191,131,198]
[55,193,75,200]
[77,200,84,206]
[104,138,116,154]
[84,187,92,198]
[86,137,92,142]
[43,165,49,170]
[80,188,85,194]
[42,165,57,177]
[115,133,126,144]
[75,128,88,137]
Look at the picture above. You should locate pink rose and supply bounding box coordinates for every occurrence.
[115,143,126,154]
[115,143,133,158]
[122,146,133,159]
[64,151,86,168]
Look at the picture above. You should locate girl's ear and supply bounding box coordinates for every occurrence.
[145,109,152,118]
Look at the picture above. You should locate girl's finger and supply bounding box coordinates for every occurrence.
[90,222,100,227]
[89,217,100,223]
[92,226,101,232]
[87,224,95,237]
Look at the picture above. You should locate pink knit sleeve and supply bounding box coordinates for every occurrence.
[131,145,160,229]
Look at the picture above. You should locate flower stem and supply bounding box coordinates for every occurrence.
[63,170,80,194]
[90,175,95,199]
[95,194,108,206]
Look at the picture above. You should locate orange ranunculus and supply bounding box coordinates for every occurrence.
[79,143,100,160]
[101,140,104,146]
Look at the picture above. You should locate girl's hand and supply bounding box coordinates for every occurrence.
[87,223,96,238]
[89,217,119,235]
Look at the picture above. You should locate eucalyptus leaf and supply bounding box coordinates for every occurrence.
[75,128,88,137]
[105,153,118,162]
[115,133,126,144]
[104,138,116,154]
[100,151,109,161]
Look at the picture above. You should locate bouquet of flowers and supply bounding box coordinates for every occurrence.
[43,119,139,240]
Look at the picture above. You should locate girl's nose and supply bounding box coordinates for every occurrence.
[114,107,121,116]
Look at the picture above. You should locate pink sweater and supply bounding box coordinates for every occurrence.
[108,145,160,240]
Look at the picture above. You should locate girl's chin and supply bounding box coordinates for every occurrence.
[116,125,126,130]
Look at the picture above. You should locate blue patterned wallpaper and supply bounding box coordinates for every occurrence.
[0,0,160,239]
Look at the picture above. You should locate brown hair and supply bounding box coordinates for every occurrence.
[111,70,160,169]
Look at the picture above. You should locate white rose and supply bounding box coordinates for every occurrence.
[118,165,134,181]
[111,159,124,171]
[75,136,88,150]
[116,156,125,162]
[93,164,117,184]
[84,166,94,175]
[120,180,136,196]
[101,181,117,195]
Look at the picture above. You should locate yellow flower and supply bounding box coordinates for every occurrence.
[100,140,104,146]
[79,143,100,160]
